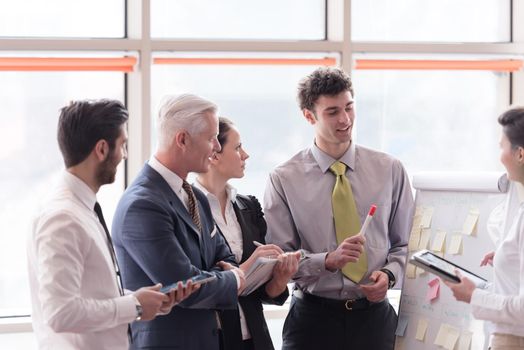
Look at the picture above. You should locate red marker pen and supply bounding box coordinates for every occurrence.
[360,205,377,237]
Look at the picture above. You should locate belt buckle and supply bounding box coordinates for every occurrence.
[345,299,355,311]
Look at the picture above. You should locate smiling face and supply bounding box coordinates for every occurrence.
[304,90,355,156]
[212,126,249,181]
[499,131,524,183]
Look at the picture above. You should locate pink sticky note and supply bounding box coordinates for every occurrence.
[426,277,440,302]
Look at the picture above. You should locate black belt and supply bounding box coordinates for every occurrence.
[294,289,380,311]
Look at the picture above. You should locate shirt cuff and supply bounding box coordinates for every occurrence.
[303,252,333,275]
[230,270,241,290]
[471,288,503,311]
[115,294,138,324]
[470,288,484,307]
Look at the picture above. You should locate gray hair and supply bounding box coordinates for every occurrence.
[157,94,218,149]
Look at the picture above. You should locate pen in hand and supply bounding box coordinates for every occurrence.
[253,241,304,261]
[359,205,377,237]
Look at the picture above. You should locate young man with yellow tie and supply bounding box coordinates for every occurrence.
[264,67,415,349]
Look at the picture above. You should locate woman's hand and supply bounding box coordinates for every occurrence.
[443,271,476,303]
[480,251,495,266]
[272,251,301,283]
[265,251,301,298]
[240,244,284,274]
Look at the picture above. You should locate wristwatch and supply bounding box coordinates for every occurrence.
[132,295,143,321]
[380,268,396,289]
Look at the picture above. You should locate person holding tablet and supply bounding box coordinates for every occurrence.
[445,106,524,350]
[195,117,300,350]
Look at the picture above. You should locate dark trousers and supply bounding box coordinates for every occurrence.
[282,293,398,350]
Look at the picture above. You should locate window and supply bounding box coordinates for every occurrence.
[352,58,509,174]
[351,0,510,42]
[151,0,326,40]
[0,2,522,347]
[0,0,125,38]
[0,69,125,316]
[151,53,336,199]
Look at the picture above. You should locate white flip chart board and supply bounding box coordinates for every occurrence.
[395,172,515,350]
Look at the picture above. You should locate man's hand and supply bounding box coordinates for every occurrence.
[217,261,246,295]
[158,280,201,314]
[133,284,169,321]
[240,244,284,274]
[325,234,365,271]
[480,251,495,266]
[359,270,388,302]
[443,271,476,303]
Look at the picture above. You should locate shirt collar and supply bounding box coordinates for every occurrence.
[311,141,356,173]
[193,178,238,203]
[63,170,97,211]
[148,156,184,195]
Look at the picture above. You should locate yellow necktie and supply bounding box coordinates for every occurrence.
[329,161,368,283]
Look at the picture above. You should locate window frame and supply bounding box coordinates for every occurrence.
[0,0,522,334]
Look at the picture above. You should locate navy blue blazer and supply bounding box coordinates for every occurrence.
[112,164,238,350]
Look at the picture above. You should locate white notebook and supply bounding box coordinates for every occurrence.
[240,257,278,296]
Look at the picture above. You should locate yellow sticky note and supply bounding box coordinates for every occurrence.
[407,263,416,279]
[458,331,473,350]
[420,207,434,228]
[449,234,463,255]
[415,318,428,341]
[431,230,447,252]
[462,208,480,235]
[434,324,447,347]
[408,227,421,252]
[418,228,431,250]
[443,325,460,350]
[412,213,422,230]
[434,323,460,349]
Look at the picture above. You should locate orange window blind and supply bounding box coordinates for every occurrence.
[0,57,137,72]
[153,57,338,66]
[354,59,523,72]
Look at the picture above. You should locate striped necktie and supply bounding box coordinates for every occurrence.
[182,180,202,232]
[329,161,368,283]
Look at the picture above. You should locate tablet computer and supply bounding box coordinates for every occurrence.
[410,250,489,289]
[160,271,217,294]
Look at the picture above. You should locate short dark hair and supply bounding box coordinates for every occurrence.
[217,117,235,152]
[498,106,524,148]
[57,99,128,167]
[297,67,354,111]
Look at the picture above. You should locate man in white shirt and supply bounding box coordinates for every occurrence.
[27,99,195,350]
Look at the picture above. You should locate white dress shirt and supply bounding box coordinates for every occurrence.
[149,156,189,211]
[27,171,136,350]
[193,180,252,340]
[471,202,524,337]
[193,180,243,261]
